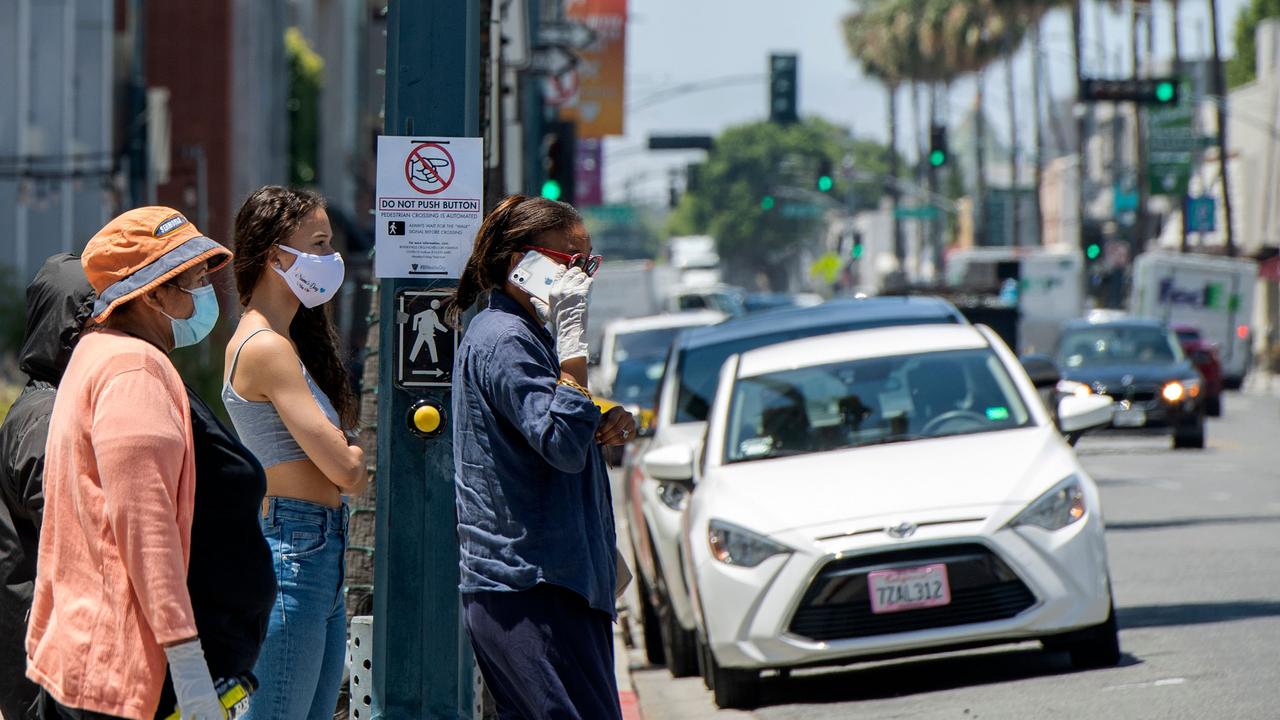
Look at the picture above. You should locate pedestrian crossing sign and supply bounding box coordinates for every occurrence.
[395,289,458,389]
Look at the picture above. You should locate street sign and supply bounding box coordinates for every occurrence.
[1185,196,1216,233]
[394,289,458,389]
[894,205,939,220]
[1146,103,1196,196]
[558,0,627,138]
[374,135,484,279]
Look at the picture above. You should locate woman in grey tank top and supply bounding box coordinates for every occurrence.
[222,187,365,720]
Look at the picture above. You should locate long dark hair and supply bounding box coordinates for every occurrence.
[232,186,358,429]
[442,194,583,328]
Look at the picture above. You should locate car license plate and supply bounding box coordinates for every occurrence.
[1113,404,1147,427]
[868,563,951,614]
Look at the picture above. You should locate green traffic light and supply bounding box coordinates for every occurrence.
[540,179,563,201]
[929,149,946,167]
[817,175,834,192]
[761,195,775,210]
[1086,243,1102,260]
[851,243,864,260]
[1155,81,1175,103]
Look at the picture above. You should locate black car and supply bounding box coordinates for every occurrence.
[1056,317,1206,448]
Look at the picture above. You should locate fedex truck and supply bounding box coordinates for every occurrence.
[1130,251,1258,387]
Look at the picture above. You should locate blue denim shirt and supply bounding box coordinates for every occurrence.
[453,291,616,617]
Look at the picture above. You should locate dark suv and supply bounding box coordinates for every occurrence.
[1056,317,1206,448]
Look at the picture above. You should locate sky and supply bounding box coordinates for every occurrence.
[603,0,1252,204]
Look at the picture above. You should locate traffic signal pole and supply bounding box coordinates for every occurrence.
[374,1,481,717]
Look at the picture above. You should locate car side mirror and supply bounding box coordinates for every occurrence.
[1020,354,1061,389]
[588,351,601,367]
[1057,394,1113,434]
[643,443,694,483]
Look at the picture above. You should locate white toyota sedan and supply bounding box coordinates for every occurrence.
[649,324,1119,709]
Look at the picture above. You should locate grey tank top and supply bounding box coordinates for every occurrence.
[222,328,343,469]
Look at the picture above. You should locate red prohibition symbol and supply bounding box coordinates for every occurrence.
[405,142,456,195]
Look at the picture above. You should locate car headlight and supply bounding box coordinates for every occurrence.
[1056,379,1092,397]
[657,481,689,510]
[1162,378,1201,403]
[1009,475,1087,531]
[707,520,790,567]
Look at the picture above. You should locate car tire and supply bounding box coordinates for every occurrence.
[696,632,714,691]
[636,571,665,667]
[1065,600,1122,670]
[709,652,761,709]
[659,601,699,678]
[1172,419,1206,449]
[1205,394,1222,417]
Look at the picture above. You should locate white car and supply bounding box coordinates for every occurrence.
[648,323,1118,709]
[594,311,726,401]
[626,297,969,679]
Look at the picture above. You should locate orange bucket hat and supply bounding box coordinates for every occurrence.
[82,207,232,323]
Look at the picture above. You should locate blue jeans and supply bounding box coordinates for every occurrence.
[245,498,348,720]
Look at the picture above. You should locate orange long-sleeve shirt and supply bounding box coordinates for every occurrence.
[26,329,198,720]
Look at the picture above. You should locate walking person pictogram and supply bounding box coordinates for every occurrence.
[410,299,450,364]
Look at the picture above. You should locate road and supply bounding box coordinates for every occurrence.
[616,387,1280,720]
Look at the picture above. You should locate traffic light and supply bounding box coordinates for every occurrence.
[769,53,798,124]
[541,120,577,204]
[761,195,776,211]
[1079,77,1180,105]
[850,231,864,260]
[929,125,948,168]
[817,158,834,192]
[1086,243,1102,261]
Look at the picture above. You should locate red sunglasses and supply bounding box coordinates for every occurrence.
[522,245,604,277]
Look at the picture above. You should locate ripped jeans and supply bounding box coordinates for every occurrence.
[243,498,348,720]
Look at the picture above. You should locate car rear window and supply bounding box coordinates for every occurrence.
[673,315,959,423]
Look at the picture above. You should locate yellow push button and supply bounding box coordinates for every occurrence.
[413,404,442,434]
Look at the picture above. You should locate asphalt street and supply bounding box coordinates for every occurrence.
[616,385,1280,720]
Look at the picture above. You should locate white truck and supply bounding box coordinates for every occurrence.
[584,259,678,362]
[944,246,1086,356]
[1130,251,1258,387]
[667,235,721,286]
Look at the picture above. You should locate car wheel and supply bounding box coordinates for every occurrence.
[636,570,665,666]
[1205,394,1222,417]
[1172,419,1206,449]
[709,651,761,709]
[1064,599,1122,670]
[659,600,699,678]
[696,631,714,691]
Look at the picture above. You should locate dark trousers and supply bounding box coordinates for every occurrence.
[463,584,622,720]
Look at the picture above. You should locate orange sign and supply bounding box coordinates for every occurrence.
[560,0,626,138]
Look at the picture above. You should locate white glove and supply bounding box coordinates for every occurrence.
[549,267,592,362]
[165,639,226,719]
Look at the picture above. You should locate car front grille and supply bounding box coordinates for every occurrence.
[787,543,1036,642]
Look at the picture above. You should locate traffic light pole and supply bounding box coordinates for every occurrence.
[374,1,481,717]
[1207,0,1236,256]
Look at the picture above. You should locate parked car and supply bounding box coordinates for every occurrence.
[1172,324,1224,417]
[623,296,967,678]
[664,284,746,317]
[658,323,1117,708]
[1056,316,1207,449]
[594,311,726,400]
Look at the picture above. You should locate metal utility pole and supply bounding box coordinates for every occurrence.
[1208,0,1237,255]
[374,1,481,717]
[1131,4,1151,257]
[1073,0,1088,252]
[126,0,148,208]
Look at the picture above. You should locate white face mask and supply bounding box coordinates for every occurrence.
[273,245,345,308]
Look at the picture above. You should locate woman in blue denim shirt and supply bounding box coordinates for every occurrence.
[223,187,367,720]
[443,195,636,720]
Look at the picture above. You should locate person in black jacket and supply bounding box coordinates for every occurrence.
[1,253,277,720]
[0,255,95,718]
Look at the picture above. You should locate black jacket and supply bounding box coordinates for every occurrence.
[0,254,94,719]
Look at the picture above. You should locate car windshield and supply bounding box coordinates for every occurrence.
[1057,326,1184,367]
[724,349,1033,463]
[673,317,958,423]
[611,359,665,407]
[613,327,685,364]
[1174,329,1200,344]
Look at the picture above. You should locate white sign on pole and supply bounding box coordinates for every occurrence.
[375,135,484,279]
